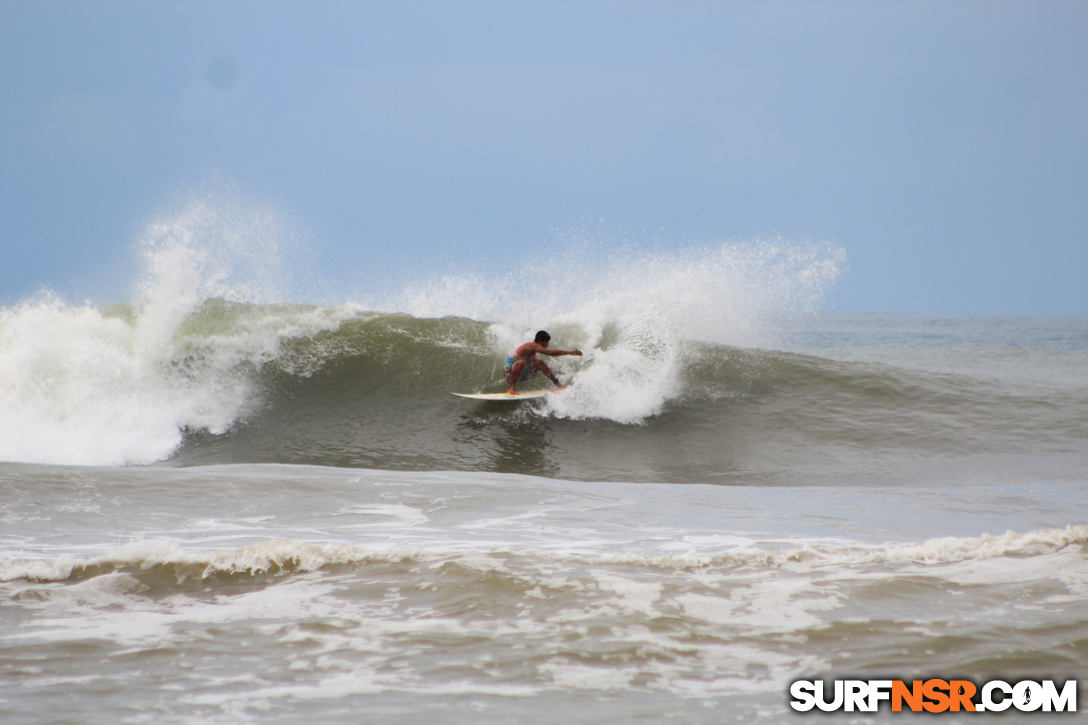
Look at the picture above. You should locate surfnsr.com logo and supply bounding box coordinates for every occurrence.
[789,679,1078,713]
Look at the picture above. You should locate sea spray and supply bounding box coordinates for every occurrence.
[391,239,845,347]
[0,189,332,466]
[417,239,846,423]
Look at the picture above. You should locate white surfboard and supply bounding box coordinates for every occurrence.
[452,391,550,401]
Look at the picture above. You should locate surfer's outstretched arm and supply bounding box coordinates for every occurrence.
[538,347,582,357]
[518,341,582,358]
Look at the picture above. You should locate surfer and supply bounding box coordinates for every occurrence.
[504,331,582,395]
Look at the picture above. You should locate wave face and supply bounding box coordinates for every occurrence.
[173,311,1088,485]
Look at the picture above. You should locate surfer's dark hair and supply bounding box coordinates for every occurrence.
[534,330,551,343]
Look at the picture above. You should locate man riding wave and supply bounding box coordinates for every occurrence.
[504,330,582,396]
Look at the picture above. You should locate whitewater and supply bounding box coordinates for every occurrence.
[1,193,1086,722]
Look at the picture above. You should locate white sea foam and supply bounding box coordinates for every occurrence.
[396,239,844,423]
[538,662,639,690]
[0,539,411,583]
[0,187,350,466]
[676,578,841,632]
[4,522,1085,718]
[0,294,249,465]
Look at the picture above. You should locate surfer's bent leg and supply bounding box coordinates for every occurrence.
[505,358,527,395]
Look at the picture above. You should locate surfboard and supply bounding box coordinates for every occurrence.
[452,391,550,401]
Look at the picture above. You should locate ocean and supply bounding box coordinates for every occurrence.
[1,210,1086,722]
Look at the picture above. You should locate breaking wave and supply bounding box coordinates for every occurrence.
[0,189,848,470]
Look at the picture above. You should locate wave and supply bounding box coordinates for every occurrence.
[3,299,1087,480]
[5,525,1085,586]
[0,188,852,470]
[3,189,1086,483]
[4,293,1088,482]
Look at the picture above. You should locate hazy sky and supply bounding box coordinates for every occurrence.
[2,0,1085,313]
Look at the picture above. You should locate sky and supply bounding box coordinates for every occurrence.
[1,0,1086,314]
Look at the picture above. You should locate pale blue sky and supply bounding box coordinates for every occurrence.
[2,0,1086,313]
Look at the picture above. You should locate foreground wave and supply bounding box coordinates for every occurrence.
[3,455,1085,723]
[6,524,1086,585]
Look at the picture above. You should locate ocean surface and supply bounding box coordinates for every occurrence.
[1,218,1086,722]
